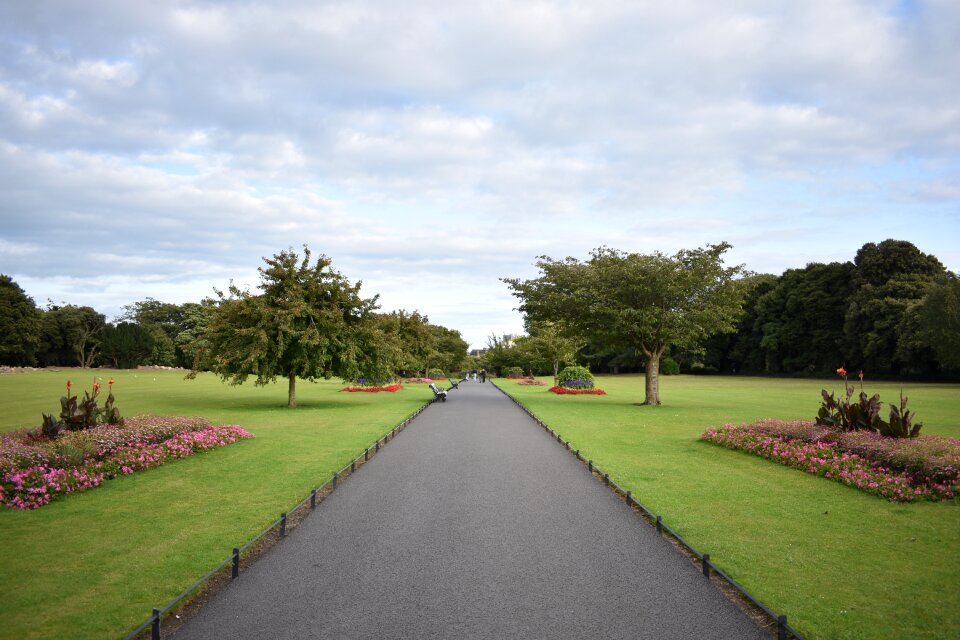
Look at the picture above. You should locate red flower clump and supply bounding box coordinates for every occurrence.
[339,384,403,393]
[548,386,606,395]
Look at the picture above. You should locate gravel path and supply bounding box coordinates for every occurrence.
[174,380,766,639]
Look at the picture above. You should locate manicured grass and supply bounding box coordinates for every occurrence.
[0,369,433,640]
[494,374,960,640]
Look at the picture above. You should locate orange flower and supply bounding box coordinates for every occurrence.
[836,367,847,376]
[93,382,101,396]
[858,370,864,381]
[66,380,72,391]
[108,378,115,387]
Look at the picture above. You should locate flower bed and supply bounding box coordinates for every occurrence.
[0,416,254,510]
[339,384,403,393]
[402,378,433,384]
[549,386,606,395]
[518,379,546,386]
[700,420,959,502]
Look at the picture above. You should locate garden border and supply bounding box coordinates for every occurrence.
[491,381,805,640]
[124,397,435,640]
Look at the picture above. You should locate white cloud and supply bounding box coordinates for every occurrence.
[0,0,958,348]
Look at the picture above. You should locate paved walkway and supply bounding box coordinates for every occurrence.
[174,381,766,639]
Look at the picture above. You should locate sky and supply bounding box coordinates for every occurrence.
[1,0,958,350]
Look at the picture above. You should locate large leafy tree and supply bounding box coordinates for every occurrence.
[844,240,945,374]
[428,324,469,373]
[37,304,105,368]
[914,274,960,371]
[0,275,42,366]
[504,243,747,405]
[193,247,390,407]
[100,322,155,369]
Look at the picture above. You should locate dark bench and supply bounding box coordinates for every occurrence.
[429,383,448,402]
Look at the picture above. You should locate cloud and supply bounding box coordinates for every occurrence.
[0,0,958,348]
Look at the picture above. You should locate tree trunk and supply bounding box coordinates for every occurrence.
[643,348,665,405]
[288,374,297,408]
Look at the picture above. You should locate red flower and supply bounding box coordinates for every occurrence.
[108,378,115,387]
[836,367,847,377]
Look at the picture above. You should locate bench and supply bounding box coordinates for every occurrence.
[448,378,464,390]
[429,383,448,402]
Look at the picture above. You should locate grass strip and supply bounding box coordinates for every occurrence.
[494,374,960,640]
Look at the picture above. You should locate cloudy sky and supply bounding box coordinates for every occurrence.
[1,0,958,349]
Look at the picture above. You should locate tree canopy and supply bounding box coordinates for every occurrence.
[0,275,41,366]
[504,242,747,404]
[192,246,391,407]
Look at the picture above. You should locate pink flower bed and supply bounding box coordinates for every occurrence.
[701,420,959,502]
[0,416,253,510]
[518,379,546,386]
[339,384,403,393]
[549,386,607,395]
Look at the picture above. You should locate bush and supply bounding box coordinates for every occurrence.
[688,363,718,375]
[557,365,594,389]
[816,368,922,438]
[427,368,445,379]
[505,366,525,378]
[660,357,680,375]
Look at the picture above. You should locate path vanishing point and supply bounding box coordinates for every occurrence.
[174,381,768,639]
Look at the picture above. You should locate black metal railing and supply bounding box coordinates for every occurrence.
[124,399,433,640]
[491,382,804,640]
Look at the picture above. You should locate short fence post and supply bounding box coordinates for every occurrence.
[588,460,593,473]
[575,449,581,460]
[626,491,632,504]
[702,553,711,578]
[351,460,356,473]
[310,489,317,509]
[152,608,161,640]
[656,516,662,534]
[557,433,562,443]
[364,448,369,461]
[778,615,788,640]
[280,513,287,538]
[232,547,240,578]
[604,473,610,486]
[332,473,337,489]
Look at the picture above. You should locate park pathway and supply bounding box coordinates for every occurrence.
[174,380,767,639]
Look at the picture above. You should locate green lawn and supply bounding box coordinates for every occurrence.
[494,374,960,640]
[0,369,433,640]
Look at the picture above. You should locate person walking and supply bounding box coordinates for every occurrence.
[479,368,487,383]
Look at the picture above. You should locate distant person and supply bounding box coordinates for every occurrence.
[480,369,487,383]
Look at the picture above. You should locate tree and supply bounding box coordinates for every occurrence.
[913,274,960,371]
[522,321,584,383]
[37,305,105,368]
[192,247,390,407]
[375,310,434,376]
[100,322,155,368]
[428,324,469,373]
[844,241,946,375]
[504,243,747,405]
[0,275,42,366]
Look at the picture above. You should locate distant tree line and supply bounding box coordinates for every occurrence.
[487,239,958,392]
[0,254,470,394]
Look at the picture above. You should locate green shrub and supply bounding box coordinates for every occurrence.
[661,357,680,375]
[557,365,595,389]
[505,366,524,377]
[689,363,719,375]
[428,368,445,378]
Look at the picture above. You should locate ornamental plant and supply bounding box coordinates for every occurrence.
[816,368,921,438]
[505,366,525,378]
[557,365,594,389]
[42,379,123,438]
